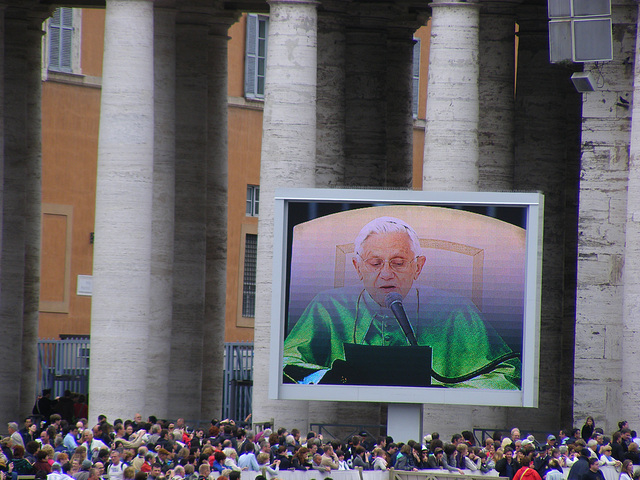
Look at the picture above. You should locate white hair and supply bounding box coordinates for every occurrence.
[173,466,185,476]
[223,448,237,459]
[354,216,422,257]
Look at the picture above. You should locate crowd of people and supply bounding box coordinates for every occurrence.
[2,399,639,480]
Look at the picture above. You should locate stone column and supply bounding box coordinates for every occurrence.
[169,8,209,420]
[252,0,319,429]
[147,3,176,419]
[90,0,155,421]
[0,4,4,265]
[201,16,234,420]
[514,4,581,429]
[423,0,480,191]
[0,7,26,427]
[21,12,45,420]
[385,29,414,188]
[419,0,506,434]
[478,2,517,191]
[311,8,386,425]
[344,27,387,186]
[313,2,384,426]
[620,1,640,427]
[316,3,346,187]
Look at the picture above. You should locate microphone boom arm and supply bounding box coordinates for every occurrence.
[385,292,418,346]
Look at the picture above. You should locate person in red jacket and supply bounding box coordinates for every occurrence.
[514,452,543,480]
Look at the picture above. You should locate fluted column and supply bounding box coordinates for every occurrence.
[147,3,176,419]
[478,3,517,190]
[170,9,209,420]
[0,7,26,427]
[385,29,414,188]
[316,3,346,187]
[21,12,45,420]
[423,0,480,190]
[90,0,155,421]
[201,17,234,420]
[253,0,319,429]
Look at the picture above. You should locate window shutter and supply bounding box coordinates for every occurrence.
[412,38,421,117]
[60,8,73,71]
[48,7,73,72]
[49,9,61,68]
[245,14,258,97]
[61,27,73,71]
[61,7,73,27]
[49,25,61,67]
[257,18,268,96]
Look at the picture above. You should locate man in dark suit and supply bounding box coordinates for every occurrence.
[496,447,517,479]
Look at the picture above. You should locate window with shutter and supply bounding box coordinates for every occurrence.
[48,7,74,73]
[412,38,421,118]
[245,14,269,99]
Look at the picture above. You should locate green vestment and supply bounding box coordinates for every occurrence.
[282,286,521,389]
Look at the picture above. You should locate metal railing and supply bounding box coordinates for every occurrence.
[37,339,253,422]
[310,423,386,444]
[472,428,560,446]
[390,470,505,480]
[222,342,253,421]
[37,338,91,398]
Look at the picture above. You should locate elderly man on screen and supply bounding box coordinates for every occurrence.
[282,216,521,389]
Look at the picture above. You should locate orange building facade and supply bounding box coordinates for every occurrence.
[40,8,104,339]
[38,8,431,344]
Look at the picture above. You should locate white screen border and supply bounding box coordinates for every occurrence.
[269,189,543,407]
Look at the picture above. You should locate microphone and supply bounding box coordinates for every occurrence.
[385,292,418,346]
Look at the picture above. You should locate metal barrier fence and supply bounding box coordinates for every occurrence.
[37,338,90,398]
[472,428,561,446]
[222,342,253,421]
[310,423,386,444]
[390,470,502,480]
[237,468,503,480]
[37,339,254,423]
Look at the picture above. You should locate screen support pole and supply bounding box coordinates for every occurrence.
[387,403,423,444]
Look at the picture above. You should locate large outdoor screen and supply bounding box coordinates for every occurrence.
[269,189,543,407]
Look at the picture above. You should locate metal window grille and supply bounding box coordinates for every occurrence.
[242,233,258,317]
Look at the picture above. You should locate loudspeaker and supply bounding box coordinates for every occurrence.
[571,72,596,92]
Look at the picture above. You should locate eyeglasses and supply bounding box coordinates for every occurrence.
[357,254,418,273]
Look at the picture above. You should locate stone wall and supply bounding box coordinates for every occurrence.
[574,1,636,433]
